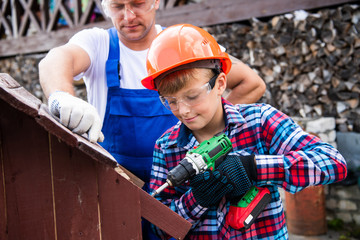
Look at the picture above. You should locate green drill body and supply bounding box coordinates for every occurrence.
[151,133,233,196]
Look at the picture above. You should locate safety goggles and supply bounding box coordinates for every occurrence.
[159,72,219,111]
[105,0,155,19]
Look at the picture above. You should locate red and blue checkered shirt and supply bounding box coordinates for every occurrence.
[150,99,347,239]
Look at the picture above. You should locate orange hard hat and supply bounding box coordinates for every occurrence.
[141,24,232,90]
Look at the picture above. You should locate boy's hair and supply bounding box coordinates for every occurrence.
[157,68,214,96]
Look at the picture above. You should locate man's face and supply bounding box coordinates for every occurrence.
[105,0,159,43]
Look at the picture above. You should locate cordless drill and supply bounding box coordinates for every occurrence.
[151,133,233,196]
[151,133,271,230]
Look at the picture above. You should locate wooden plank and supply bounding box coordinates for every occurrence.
[0,115,7,240]
[97,163,142,240]
[0,73,20,89]
[0,100,55,240]
[156,0,358,27]
[18,0,41,36]
[0,71,144,189]
[37,104,144,189]
[80,0,95,26]
[0,73,42,118]
[140,190,192,240]
[0,20,113,57]
[1,0,357,57]
[49,134,100,239]
[0,0,13,36]
[36,105,79,148]
[39,0,50,31]
[0,74,191,240]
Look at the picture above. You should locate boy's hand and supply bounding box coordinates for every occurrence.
[217,154,257,199]
[190,154,257,207]
[190,167,234,207]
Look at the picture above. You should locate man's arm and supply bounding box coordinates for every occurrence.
[39,43,91,98]
[38,44,104,143]
[225,55,266,104]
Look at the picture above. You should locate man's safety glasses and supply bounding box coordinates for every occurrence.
[159,73,219,111]
[105,0,155,19]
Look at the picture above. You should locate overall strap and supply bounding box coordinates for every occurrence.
[106,27,121,88]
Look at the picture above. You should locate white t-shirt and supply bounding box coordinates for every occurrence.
[69,25,163,122]
[69,25,225,122]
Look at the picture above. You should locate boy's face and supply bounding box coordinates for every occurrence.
[163,69,227,134]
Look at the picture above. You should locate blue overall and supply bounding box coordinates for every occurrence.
[100,27,178,240]
[101,27,178,184]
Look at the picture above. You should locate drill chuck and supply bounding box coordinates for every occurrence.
[167,154,207,186]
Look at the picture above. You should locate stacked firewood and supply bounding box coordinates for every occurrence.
[206,4,360,132]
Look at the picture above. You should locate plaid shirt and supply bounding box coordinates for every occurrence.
[150,98,347,240]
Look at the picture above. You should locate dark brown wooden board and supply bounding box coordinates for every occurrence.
[0,73,191,240]
[0,99,55,240]
[50,134,101,239]
[140,190,192,239]
[0,120,7,240]
[97,163,142,240]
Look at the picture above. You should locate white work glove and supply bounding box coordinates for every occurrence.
[48,91,104,143]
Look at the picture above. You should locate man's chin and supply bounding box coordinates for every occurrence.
[124,34,145,42]
[120,28,145,41]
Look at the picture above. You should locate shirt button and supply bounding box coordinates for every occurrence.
[218,211,224,217]
[267,181,271,185]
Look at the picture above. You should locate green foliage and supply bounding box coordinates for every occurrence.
[328,219,360,239]
[328,218,344,231]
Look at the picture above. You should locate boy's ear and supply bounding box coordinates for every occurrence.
[216,73,227,94]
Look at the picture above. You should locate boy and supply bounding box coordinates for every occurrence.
[141,24,347,239]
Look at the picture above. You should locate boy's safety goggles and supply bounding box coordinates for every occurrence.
[104,0,155,19]
[159,72,219,111]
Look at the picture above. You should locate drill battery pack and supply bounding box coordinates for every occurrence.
[226,186,271,230]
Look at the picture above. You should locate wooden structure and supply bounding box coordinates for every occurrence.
[0,72,192,240]
[0,0,357,57]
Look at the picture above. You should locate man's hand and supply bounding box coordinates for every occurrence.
[48,91,104,143]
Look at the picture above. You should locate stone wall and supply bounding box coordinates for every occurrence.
[0,2,359,226]
[205,3,360,133]
[0,53,87,103]
[288,117,360,225]
[327,184,360,225]
[0,54,45,101]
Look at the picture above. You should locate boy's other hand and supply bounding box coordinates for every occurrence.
[218,154,256,199]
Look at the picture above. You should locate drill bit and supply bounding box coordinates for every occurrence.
[151,182,169,196]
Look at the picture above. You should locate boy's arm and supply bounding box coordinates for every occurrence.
[255,105,347,193]
[225,55,266,104]
[150,145,208,238]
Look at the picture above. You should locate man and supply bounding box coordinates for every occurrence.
[39,0,265,187]
[39,0,265,179]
